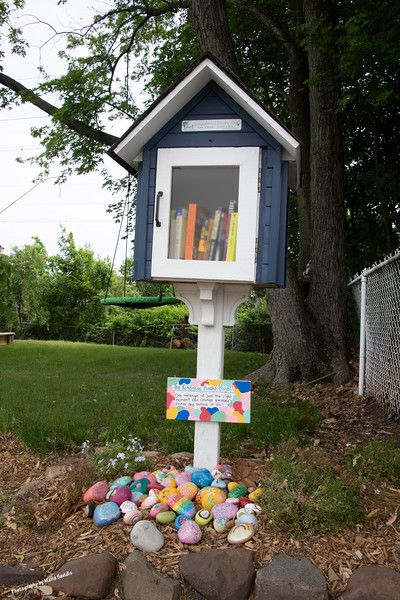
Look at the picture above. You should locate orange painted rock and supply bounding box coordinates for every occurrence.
[177,481,198,500]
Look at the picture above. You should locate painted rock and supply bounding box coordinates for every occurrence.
[130,520,164,553]
[147,483,163,492]
[120,500,138,514]
[175,471,192,486]
[248,488,265,503]
[191,468,213,488]
[169,494,196,518]
[177,481,198,500]
[178,520,202,544]
[83,481,108,504]
[228,486,248,499]
[154,470,167,483]
[211,478,227,489]
[244,503,262,515]
[123,509,142,525]
[214,464,233,480]
[165,468,179,478]
[158,487,177,504]
[238,497,252,508]
[134,471,156,484]
[109,485,132,506]
[213,517,235,533]
[141,496,159,510]
[211,468,224,480]
[110,476,132,489]
[174,515,189,530]
[93,502,121,527]
[235,513,258,529]
[184,465,196,473]
[200,486,227,511]
[131,491,145,504]
[227,481,240,492]
[211,502,238,520]
[226,497,240,505]
[161,477,176,488]
[227,523,255,545]
[150,503,170,518]
[156,510,176,525]
[130,478,150,494]
[148,489,159,498]
[195,509,212,527]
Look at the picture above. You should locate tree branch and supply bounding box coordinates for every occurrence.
[0,73,118,147]
[245,2,296,53]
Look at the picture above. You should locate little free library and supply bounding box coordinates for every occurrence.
[109,53,299,468]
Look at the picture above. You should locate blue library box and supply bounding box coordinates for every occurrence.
[109,54,300,287]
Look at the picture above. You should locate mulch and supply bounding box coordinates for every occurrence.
[0,381,399,599]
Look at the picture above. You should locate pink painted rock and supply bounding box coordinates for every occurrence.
[109,486,132,506]
[175,471,192,486]
[211,502,238,520]
[147,483,163,492]
[123,509,142,525]
[83,481,109,504]
[133,471,157,484]
[120,501,138,514]
[177,482,198,500]
[140,496,158,510]
[178,520,202,545]
[150,503,169,518]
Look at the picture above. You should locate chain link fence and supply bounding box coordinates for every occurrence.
[349,250,400,419]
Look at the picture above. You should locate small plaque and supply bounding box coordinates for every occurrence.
[181,119,242,132]
[166,378,251,423]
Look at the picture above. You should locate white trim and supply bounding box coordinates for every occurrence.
[151,147,260,283]
[113,59,299,171]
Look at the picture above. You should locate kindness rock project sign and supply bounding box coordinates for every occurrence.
[166,378,251,423]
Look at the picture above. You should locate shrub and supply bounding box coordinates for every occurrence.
[261,440,364,535]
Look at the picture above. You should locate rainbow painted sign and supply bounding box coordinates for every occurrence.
[166,378,251,424]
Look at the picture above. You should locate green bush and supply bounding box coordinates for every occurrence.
[347,440,400,484]
[261,441,364,535]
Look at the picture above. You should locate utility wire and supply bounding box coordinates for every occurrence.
[0,177,57,216]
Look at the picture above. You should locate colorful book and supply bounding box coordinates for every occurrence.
[209,208,222,261]
[179,208,188,258]
[215,209,228,261]
[184,203,197,260]
[197,219,208,259]
[169,210,177,258]
[204,218,214,260]
[226,211,238,261]
[223,200,237,260]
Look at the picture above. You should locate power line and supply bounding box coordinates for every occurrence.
[0,115,50,122]
[0,177,57,216]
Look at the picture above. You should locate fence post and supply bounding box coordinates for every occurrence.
[358,272,367,396]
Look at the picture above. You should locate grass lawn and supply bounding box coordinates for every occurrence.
[0,340,320,455]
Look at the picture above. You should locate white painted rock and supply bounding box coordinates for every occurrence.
[130,520,164,553]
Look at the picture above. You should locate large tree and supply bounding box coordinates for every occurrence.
[0,0,398,385]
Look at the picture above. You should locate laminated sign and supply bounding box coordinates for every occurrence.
[166,378,251,423]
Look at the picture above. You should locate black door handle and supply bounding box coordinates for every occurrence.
[155,191,163,227]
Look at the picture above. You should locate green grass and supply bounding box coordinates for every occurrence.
[347,439,400,485]
[0,340,320,455]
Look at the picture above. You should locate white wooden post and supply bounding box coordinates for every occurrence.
[358,272,367,396]
[175,282,251,470]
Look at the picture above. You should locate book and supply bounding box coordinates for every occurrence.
[223,200,237,260]
[197,219,208,259]
[226,211,238,261]
[184,203,197,260]
[215,209,228,261]
[209,208,222,261]
[179,208,188,258]
[168,210,177,258]
[174,208,188,259]
[204,218,214,260]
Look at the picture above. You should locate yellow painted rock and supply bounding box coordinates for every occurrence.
[227,481,240,492]
[248,488,265,503]
[158,486,177,504]
[199,486,227,511]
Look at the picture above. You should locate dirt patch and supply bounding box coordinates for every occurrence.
[0,383,399,599]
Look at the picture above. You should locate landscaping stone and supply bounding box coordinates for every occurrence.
[0,564,45,587]
[180,548,255,600]
[51,552,117,599]
[343,565,400,599]
[170,451,194,460]
[130,520,165,552]
[15,477,45,498]
[254,554,328,600]
[123,550,181,600]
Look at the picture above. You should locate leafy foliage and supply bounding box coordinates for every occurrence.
[347,440,400,485]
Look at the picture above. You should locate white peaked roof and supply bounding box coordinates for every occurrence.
[109,54,300,186]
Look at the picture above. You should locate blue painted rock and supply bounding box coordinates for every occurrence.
[156,510,176,525]
[110,476,132,490]
[133,471,156,484]
[174,515,189,530]
[83,481,108,504]
[123,509,142,525]
[131,491,145,504]
[93,502,121,527]
[150,503,169,519]
[213,517,235,533]
[211,502,238,520]
[178,519,202,544]
[211,478,227,489]
[109,485,132,506]
[175,471,191,486]
[120,500,138,514]
[130,520,164,552]
[191,468,213,488]
[235,513,258,529]
[130,478,150,494]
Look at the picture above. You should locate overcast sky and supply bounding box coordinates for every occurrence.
[0,0,145,267]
